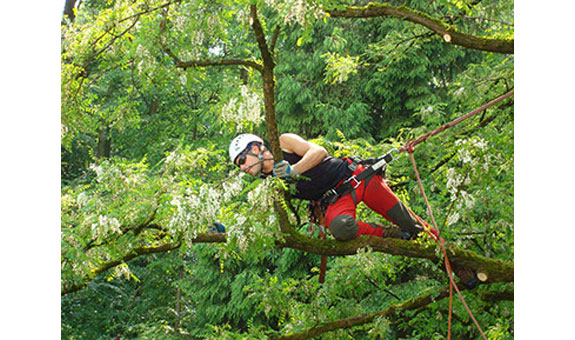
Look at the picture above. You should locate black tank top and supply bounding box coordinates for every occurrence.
[282,151,348,201]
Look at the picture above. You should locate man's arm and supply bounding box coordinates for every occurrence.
[279,133,328,174]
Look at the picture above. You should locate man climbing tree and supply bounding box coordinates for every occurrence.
[229,132,479,287]
[230,132,431,240]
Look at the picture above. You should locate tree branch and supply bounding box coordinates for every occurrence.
[271,286,459,340]
[163,46,263,72]
[270,25,281,54]
[62,240,182,295]
[250,5,275,72]
[327,2,513,54]
[62,232,226,295]
[277,232,513,284]
[249,5,293,237]
[64,220,513,295]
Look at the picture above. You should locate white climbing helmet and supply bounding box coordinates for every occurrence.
[229,133,263,164]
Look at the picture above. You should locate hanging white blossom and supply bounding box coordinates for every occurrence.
[446,211,460,226]
[265,0,324,26]
[88,215,122,240]
[221,85,264,130]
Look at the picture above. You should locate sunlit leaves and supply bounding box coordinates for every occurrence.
[321,51,360,84]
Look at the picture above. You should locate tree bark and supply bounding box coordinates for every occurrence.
[249,5,282,160]
[62,226,513,296]
[63,0,77,22]
[249,5,293,235]
[277,232,513,284]
[327,2,513,54]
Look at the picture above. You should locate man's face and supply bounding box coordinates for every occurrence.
[236,145,261,176]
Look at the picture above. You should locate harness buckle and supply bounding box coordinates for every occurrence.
[345,175,361,189]
[321,188,339,205]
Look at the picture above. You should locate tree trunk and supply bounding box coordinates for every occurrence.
[63,0,77,22]
[96,125,111,160]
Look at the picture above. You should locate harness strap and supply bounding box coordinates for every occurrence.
[322,150,399,206]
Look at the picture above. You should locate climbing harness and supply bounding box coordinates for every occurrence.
[309,149,403,283]
[321,148,401,206]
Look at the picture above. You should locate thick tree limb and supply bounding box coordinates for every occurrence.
[277,232,513,284]
[327,2,513,54]
[249,5,293,236]
[63,224,513,295]
[62,0,77,22]
[249,5,282,161]
[271,286,458,340]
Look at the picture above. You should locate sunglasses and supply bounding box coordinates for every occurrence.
[236,149,257,167]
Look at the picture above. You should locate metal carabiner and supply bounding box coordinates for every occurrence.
[387,148,401,162]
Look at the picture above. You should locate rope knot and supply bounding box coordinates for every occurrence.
[403,142,415,154]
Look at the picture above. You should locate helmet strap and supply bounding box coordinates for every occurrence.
[255,145,275,177]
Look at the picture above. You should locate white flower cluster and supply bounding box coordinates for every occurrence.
[221,85,263,130]
[168,191,199,238]
[446,211,460,226]
[89,163,104,178]
[235,7,250,25]
[197,186,225,223]
[226,178,280,252]
[222,171,245,202]
[164,149,187,171]
[89,162,146,188]
[167,173,245,242]
[247,178,275,210]
[444,137,490,226]
[445,168,468,197]
[265,0,324,26]
[455,137,488,167]
[88,215,122,240]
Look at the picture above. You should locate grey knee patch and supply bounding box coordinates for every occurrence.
[329,214,359,241]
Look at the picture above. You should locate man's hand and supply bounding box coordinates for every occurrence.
[273,160,299,178]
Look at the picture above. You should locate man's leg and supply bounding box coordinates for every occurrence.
[362,174,429,238]
[324,187,386,240]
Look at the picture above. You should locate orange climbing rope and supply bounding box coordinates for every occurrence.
[400,91,513,340]
[408,150,487,340]
[400,90,514,153]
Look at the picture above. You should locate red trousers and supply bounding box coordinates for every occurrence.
[324,162,427,239]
